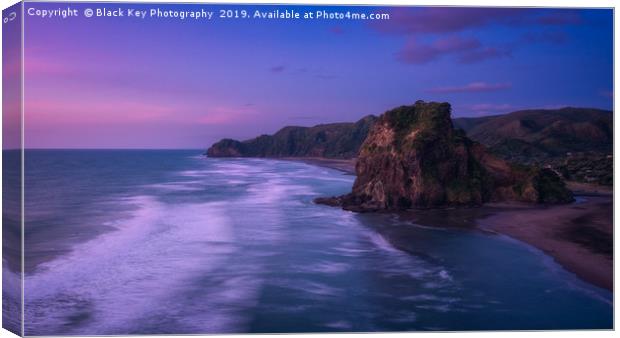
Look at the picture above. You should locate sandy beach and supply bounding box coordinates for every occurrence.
[478,195,613,291]
[399,191,613,291]
[279,157,356,175]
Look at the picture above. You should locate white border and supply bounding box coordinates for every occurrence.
[0,1,616,338]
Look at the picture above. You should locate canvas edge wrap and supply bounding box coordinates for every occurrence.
[2,1,24,336]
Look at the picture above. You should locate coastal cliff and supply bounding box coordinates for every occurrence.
[207,115,376,159]
[315,101,574,211]
[206,107,612,186]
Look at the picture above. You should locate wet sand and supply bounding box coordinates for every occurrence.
[478,196,613,291]
[399,194,613,291]
[566,181,613,196]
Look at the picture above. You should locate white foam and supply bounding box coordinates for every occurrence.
[145,182,204,191]
[23,196,258,335]
[438,269,453,281]
[366,232,401,254]
[271,279,343,297]
[302,261,351,274]
[324,320,353,329]
[2,262,20,298]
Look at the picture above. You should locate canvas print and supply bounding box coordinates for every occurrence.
[2,2,614,336]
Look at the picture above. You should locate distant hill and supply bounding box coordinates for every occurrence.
[453,107,613,164]
[207,115,377,159]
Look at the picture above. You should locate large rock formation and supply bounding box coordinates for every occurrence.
[315,101,574,211]
[207,115,376,159]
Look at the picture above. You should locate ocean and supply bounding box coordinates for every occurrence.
[5,150,612,335]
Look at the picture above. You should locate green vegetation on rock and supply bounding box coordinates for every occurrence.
[207,115,376,159]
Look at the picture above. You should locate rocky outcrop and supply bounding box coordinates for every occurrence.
[205,138,246,157]
[315,101,574,211]
[207,115,377,159]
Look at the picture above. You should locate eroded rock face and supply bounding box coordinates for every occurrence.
[316,101,573,211]
[206,139,246,157]
[206,115,377,159]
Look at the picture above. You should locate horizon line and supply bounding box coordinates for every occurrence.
[3,148,208,151]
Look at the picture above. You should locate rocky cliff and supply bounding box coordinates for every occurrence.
[315,101,574,211]
[207,115,377,159]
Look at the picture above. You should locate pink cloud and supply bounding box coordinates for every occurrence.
[372,8,581,35]
[463,103,516,116]
[25,99,183,126]
[25,57,73,76]
[2,99,21,149]
[428,82,512,94]
[540,104,573,109]
[270,65,286,73]
[433,36,481,51]
[458,47,512,64]
[25,98,259,124]
[521,31,568,44]
[373,8,528,35]
[396,36,481,64]
[23,96,265,148]
[376,8,580,66]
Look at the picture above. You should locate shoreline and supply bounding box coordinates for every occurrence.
[291,157,612,292]
[480,197,612,291]
[277,157,356,175]
[396,196,613,292]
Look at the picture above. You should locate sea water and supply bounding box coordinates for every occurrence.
[5,150,612,335]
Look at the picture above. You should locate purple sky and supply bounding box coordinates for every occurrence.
[3,2,22,150]
[22,4,613,149]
